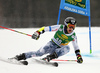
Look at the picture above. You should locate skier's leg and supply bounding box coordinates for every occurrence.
[14,41,58,61]
[43,45,70,62]
[55,45,70,57]
[25,41,59,58]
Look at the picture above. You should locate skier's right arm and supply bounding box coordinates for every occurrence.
[32,27,44,40]
[32,25,61,40]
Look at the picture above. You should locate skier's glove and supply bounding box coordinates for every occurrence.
[32,31,40,40]
[77,54,83,63]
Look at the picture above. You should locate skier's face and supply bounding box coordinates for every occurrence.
[67,27,73,34]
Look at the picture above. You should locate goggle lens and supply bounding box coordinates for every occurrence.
[67,24,75,29]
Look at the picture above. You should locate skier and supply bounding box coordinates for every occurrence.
[12,17,83,64]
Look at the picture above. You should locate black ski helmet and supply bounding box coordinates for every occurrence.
[64,17,76,26]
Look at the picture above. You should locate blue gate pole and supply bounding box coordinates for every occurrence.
[57,9,61,25]
[89,16,92,54]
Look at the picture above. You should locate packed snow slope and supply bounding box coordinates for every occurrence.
[0,27,100,73]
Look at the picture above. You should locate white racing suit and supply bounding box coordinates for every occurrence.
[24,24,80,59]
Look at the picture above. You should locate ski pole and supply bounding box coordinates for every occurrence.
[52,59,77,62]
[0,26,32,37]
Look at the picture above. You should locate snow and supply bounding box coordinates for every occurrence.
[0,27,100,73]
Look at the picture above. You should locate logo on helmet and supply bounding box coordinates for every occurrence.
[71,20,76,24]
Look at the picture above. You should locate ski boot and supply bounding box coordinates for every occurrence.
[14,53,26,61]
[9,53,26,61]
[42,52,58,62]
[8,53,28,65]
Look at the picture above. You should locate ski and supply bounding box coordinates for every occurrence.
[8,58,28,65]
[0,57,58,67]
[32,58,58,67]
[0,57,28,65]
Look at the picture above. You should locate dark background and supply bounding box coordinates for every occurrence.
[0,0,99,28]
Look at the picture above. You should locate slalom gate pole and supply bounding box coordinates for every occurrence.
[52,59,77,62]
[0,26,32,37]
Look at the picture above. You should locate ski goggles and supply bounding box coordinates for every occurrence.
[67,23,76,29]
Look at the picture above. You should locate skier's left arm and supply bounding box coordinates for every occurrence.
[72,35,83,63]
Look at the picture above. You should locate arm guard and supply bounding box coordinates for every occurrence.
[37,27,45,34]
